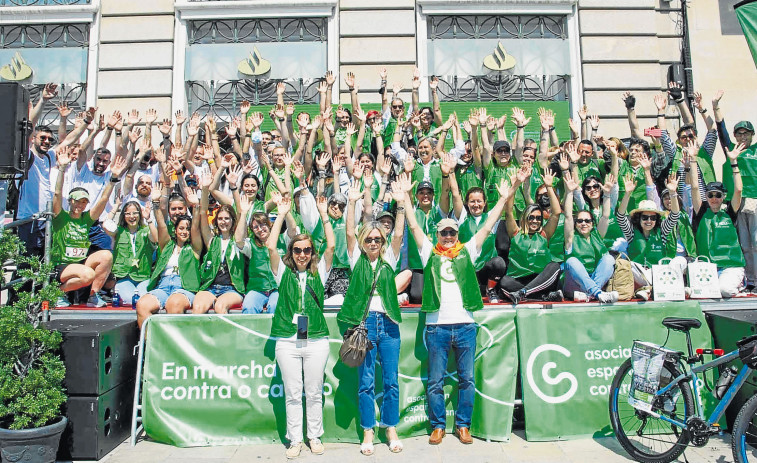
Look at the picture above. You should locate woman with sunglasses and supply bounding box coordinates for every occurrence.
[499,167,563,305]
[562,173,619,303]
[616,172,682,299]
[338,178,407,456]
[137,188,203,328]
[107,199,158,305]
[403,169,516,446]
[689,142,746,297]
[192,173,246,314]
[439,152,505,303]
[268,194,335,459]
[234,195,288,314]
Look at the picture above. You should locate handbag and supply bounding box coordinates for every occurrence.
[339,267,380,368]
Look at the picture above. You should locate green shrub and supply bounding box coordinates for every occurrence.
[0,232,66,430]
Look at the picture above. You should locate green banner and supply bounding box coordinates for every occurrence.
[736,0,757,70]
[141,309,518,447]
[515,301,714,441]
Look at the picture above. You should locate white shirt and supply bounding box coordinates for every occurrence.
[274,257,331,305]
[72,161,112,211]
[348,243,398,313]
[18,148,55,220]
[419,237,481,325]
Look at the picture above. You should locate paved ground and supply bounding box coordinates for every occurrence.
[94,430,735,463]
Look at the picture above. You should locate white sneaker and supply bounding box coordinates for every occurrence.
[572,291,590,302]
[598,291,619,303]
[286,442,302,459]
[309,438,325,455]
[636,289,651,301]
[397,293,409,306]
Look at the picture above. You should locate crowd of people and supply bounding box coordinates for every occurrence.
[13,69,755,457]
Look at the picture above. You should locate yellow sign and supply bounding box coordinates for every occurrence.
[0,52,33,81]
[483,42,516,72]
[237,47,271,76]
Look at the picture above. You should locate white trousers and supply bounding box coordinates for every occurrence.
[275,338,330,444]
[719,267,746,298]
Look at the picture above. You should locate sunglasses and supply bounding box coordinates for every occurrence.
[640,214,658,222]
[575,218,592,224]
[38,135,53,141]
[707,191,723,199]
[363,237,384,245]
[585,184,600,191]
[735,131,752,137]
[439,229,458,237]
[527,214,543,222]
[391,105,404,109]
[293,246,312,255]
[679,133,695,140]
[496,149,510,154]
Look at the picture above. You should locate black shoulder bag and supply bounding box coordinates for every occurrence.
[339,267,381,368]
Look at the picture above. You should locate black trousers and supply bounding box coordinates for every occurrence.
[499,262,562,300]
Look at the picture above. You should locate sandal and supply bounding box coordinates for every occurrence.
[388,439,403,453]
[360,442,375,456]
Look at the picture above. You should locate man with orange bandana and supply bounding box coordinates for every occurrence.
[402,165,525,446]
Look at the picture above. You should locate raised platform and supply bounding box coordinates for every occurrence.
[48,294,757,320]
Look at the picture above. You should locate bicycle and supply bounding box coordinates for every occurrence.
[609,316,757,463]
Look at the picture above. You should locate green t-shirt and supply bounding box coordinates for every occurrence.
[51,210,94,265]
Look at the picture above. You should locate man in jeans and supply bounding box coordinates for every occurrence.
[403,170,519,445]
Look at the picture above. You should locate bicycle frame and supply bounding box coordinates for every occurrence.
[651,349,753,430]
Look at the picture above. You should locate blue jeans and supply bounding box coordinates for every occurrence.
[115,277,150,307]
[147,274,195,308]
[206,284,241,298]
[358,312,401,429]
[563,255,615,298]
[242,290,279,314]
[425,323,477,430]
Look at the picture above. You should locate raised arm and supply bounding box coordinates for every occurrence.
[597,174,615,237]
[621,92,644,139]
[90,154,128,222]
[562,171,579,250]
[29,83,57,128]
[345,179,363,256]
[727,142,745,208]
[52,146,72,216]
[411,67,421,114]
[198,172,215,246]
[668,82,694,126]
[542,171,563,239]
[234,194,252,249]
[266,196,290,275]
[316,195,336,271]
[429,76,443,126]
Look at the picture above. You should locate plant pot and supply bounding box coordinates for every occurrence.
[0,416,67,463]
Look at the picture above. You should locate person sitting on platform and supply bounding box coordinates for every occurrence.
[136,187,203,328]
[51,146,123,308]
[689,141,746,298]
[616,172,682,300]
[562,172,618,303]
[499,165,563,304]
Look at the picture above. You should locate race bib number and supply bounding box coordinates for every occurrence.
[65,247,88,258]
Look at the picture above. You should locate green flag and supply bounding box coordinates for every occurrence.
[736,0,757,68]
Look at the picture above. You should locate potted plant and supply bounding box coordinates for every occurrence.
[0,232,67,463]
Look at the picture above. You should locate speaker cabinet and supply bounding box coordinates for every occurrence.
[0,82,31,175]
[57,380,135,461]
[44,319,139,396]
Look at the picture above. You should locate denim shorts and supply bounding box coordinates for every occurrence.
[206,284,242,298]
[148,274,195,309]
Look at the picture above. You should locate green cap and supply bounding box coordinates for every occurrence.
[734,121,755,133]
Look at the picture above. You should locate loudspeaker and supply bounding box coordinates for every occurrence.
[44,319,139,396]
[57,380,135,461]
[667,63,685,88]
[0,82,31,175]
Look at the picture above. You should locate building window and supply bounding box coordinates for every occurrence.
[185,18,327,119]
[427,14,571,102]
[0,22,89,126]
[0,0,90,5]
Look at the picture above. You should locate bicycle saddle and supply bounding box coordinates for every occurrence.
[662,317,702,332]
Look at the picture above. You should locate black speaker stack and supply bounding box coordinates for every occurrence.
[44,319,140,461]
[0,82,31,176]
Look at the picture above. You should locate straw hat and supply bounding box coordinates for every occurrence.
[629,199,667,219]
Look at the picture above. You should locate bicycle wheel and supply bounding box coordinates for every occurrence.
[732,393,757,463]
[609,358,693,463]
